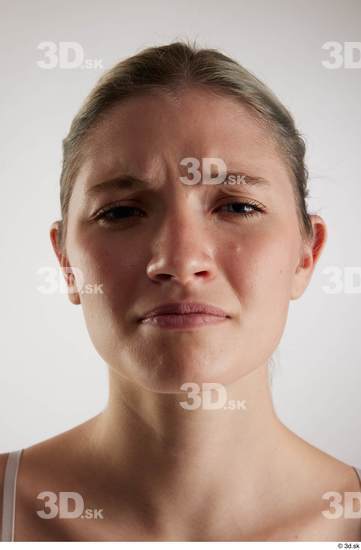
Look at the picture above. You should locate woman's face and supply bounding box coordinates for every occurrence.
[52,87,321,392]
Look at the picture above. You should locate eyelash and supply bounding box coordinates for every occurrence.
[94,200,265,224]
[216,200,264,218]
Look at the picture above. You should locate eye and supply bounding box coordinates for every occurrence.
[215,200,264,218]
[94,204,145,224]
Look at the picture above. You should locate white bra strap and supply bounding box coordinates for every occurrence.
[1,449,23,542]
[353,466,361,488]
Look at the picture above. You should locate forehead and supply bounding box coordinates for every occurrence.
[78,86,291,189]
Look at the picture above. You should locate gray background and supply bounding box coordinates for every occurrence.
[1,0,360,467]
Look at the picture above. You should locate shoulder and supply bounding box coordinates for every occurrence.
[12,415,99,487]
[1,420,98,541]
[303,443,360,493]
[283,432,361,540]
[0,416,98,504]
[309,455,361,540]
[288,430,361,499]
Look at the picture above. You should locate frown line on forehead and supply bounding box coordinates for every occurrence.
[86,171,272,196]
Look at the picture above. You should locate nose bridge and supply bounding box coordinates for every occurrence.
[146,191,215,283]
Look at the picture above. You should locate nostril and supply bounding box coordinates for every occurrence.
[156,273,173,281]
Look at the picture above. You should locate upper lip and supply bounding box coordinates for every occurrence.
[139,302,230,320]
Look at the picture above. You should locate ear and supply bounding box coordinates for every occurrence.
[49,221,80,305]
[290,214,327,300]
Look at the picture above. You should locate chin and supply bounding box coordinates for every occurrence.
[123,346,256,394]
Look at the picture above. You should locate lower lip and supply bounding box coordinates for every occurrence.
[140,313,228,329]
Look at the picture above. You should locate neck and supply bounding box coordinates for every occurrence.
[86,363,294,530]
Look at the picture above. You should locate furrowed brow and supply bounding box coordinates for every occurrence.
[86,175,151,196]
[86,170,271,196]
[202,170,271,187]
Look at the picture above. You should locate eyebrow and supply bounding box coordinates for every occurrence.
[204,171,271,187]
[86,171,271,196]
[86,175,152,196]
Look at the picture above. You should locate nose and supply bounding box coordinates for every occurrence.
[146,209,217,287]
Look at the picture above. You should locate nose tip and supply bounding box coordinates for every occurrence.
[145,206,217,287]
[146,257,215,286]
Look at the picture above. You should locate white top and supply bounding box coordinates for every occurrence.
[1,449,23,542]
[1,448,361,541]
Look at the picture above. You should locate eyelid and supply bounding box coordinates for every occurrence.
[92,199,144,218]
[215,195,266,211]
[91,193,267,222]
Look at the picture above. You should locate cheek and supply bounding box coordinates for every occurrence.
[220,229,298,334]
[68,228,145,296]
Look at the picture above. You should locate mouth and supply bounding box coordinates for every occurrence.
[138,302,230,330]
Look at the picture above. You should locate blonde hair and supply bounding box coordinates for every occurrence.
[57,39,313,250]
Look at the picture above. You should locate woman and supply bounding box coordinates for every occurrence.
[1,40,360,542]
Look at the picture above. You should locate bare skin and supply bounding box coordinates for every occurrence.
[1,86,360,541]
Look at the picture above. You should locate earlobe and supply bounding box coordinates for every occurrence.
[49,221,81,305]
[66,271,81,305]
[290,248,312,300]
[290,215,328,300]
